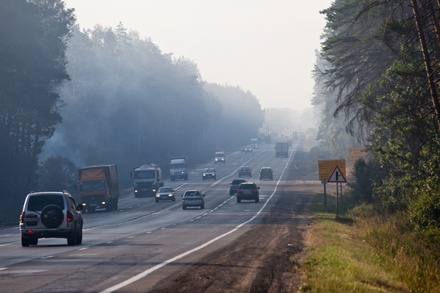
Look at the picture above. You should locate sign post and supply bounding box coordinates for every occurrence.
[327,166,347,218]
[318,160,346,212]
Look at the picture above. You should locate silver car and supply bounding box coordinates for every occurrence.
[182,190,205,209]
[155,186,176,202]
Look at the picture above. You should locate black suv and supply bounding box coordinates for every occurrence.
[238,166,252,177]
[229,179,247,195]
[259,167,273,180]
[236,182,260,203]
[19,191,83,247]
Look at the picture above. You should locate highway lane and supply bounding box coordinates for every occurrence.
[0,143,295,292]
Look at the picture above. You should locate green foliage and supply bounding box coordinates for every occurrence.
[38,156,78,195]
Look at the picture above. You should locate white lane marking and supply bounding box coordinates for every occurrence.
[0,268,6,271]
[0,269,47,274]
[78,247,88,251]
[100,150,293,293]
[40,255,54,259]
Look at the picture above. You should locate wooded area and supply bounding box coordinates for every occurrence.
[314,0,440,236]
[0,0,264,223]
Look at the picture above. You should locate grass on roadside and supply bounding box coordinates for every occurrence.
[298,192,440,292]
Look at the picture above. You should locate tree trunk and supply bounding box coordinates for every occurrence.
[410,0,440,131]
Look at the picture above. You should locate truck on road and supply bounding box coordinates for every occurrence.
[169,157,188,181]
[132,164,164,197]
[275,142,289,158]
[78,164,120,212]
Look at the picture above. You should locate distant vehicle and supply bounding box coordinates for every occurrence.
[238,166,252,177]
[251,138,258,148]
[275,142,289,158]
[214,151,226,163]
[236,182,260,203]
[229,179,247,195]
[240,146,247,152]
[155,186,176,202]
[20,191,83,246]
[182,190,205,209]
[132,164,163,198]
[259,167,273,180]
[78,164,119,212]
[244,145,253,152]
[170,156,188,181]
[202,168,216,180]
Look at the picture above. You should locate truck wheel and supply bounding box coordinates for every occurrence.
[182,205,186,210]
[185,175,188,180]
[237,198,241,203]
[201,204,204,209]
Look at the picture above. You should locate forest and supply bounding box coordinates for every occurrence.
[0,0,264,223]
[313,0,440,239]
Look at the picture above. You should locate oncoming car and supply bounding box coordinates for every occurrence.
[202,168,216,180]
[155,186,176,202]
[182,190,205,209]
[214,152,225,163]
[19,191,83,247]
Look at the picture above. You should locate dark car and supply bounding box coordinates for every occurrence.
[236,182,260,203]
[19,191,83,247]
[238,166,252,177]
[155,186,176,202]
[229,179,247,195]
[182,190,205,209]
[259,167,273,180]
[202,168,216,180]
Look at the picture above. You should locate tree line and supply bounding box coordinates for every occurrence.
[0,0,264,224]
[314,0,440,237]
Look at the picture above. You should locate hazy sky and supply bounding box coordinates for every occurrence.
[63,0,333,111]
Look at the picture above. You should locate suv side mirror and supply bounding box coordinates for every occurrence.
[76,204,83,211]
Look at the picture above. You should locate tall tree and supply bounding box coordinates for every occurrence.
[0,0,74,221]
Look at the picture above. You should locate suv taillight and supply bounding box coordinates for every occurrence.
[67,210,73,222]
[20,212,25,223]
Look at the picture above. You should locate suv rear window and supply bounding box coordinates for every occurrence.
[232,180,246,185]
[27,195,65,211]
[239,183,256,189]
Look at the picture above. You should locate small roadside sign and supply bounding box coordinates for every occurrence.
[328,166,346,183]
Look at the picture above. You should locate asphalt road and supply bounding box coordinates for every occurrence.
[0,143,296,293]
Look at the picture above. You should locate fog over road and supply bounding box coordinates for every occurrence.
[0,144,302,292]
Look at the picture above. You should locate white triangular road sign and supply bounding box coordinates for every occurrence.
[328,166,346,183]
